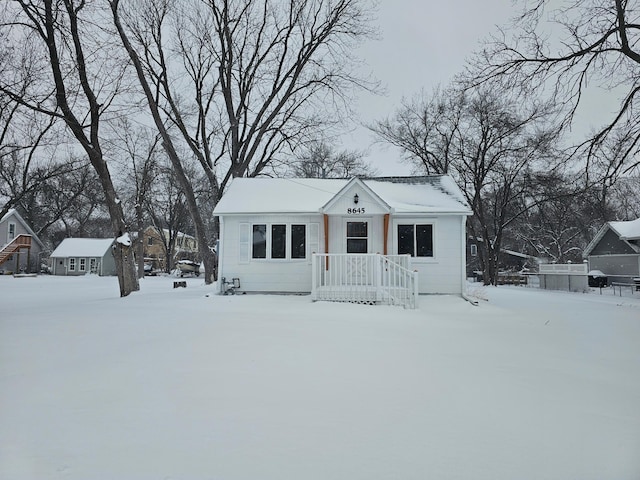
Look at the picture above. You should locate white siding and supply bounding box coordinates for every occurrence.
[390,215,464,294]
[323,185,388,216]
[220,213,465,295]
[220,214,322,292]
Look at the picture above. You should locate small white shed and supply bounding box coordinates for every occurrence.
[213,176,472,306]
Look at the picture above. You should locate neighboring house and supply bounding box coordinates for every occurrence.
[583,217,640,284]
[465,236,546,280]
[0,209,45,274]
[213,176,472,305]
[142,226,199,271]
[49,238,116,276]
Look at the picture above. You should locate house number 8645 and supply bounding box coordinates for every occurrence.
[347,207,365,214]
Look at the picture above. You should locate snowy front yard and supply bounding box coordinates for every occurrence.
[1,275,639,480]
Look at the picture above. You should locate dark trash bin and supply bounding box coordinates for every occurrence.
[588,270,608,288]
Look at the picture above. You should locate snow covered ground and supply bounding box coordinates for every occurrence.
[1,275,639,480]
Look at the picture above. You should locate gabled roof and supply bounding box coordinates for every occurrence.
[610,218,640,240]
[583,217,640,256]
[213,175,471,215]
[321,177,391,212]
[50,238,115,258]
[0,208,45,249]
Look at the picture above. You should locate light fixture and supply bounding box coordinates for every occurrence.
[353,193,359,204]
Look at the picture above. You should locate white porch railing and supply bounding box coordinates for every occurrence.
[311,253,419,309]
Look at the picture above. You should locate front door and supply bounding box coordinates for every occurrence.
[345,220,371,285]
[346,221,368,253]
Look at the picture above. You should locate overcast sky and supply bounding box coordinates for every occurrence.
[346,0,518,175]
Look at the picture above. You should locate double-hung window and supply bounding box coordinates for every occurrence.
[397,224,434,257]
[69,258,76,271]
[79,258,86,272]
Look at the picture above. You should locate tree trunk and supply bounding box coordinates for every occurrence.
[112,1,216,284]
[91,155,139,296]
[136,204,145,280]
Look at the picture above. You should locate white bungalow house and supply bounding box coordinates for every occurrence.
[0,209,46,274]
[213,176,472,307]
[49,238,117,276]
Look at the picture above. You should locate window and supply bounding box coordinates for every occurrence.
[291,225,306,259]
[79,258,86,272]
[90,258,97,273]
[148,236,153,246]
[69,258,76,271]
[271,224,286,259]
[397,224,433,257]
[250,223,308,260]
[470,244,477,256]
[252,224,267,259]
[8,222,16,242]
[346,221,368,254]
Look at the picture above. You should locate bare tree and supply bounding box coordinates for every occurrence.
[470,0,640,179]
[372,85,560,285]
[146,166,194,274]
[0,86,73,219]
[1,1,138,296]
[109,121,160,279]
[18,159,106,240]
[289,141,378,178]
[110,0,377,283]
[509,172,601,264]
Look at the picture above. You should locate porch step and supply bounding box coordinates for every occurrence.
[311,253,419,309]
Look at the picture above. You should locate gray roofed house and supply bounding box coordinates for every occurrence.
[583,218,640,284]
[0,209,46,274]
[49,238,117,276]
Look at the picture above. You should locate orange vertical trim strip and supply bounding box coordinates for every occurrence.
[383,213,390,256]
[323,214,329,270]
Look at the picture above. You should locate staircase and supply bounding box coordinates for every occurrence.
[0,234,32,267]
[311,253,419,309]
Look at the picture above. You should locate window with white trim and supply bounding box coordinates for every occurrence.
[397,224,434,257]
[470,244,477,256]
[291,225,306,259]
[246,223,312,261]
[69,258,76,271]
[8,222,16,243]
[346,221,368,254]
[79,258,86,272]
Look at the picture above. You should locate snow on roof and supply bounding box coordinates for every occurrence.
[363,176,470,213]
[50,238,115,258]
[1,208,45,248]
[213,176,471,215]
[609,218,640,240]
